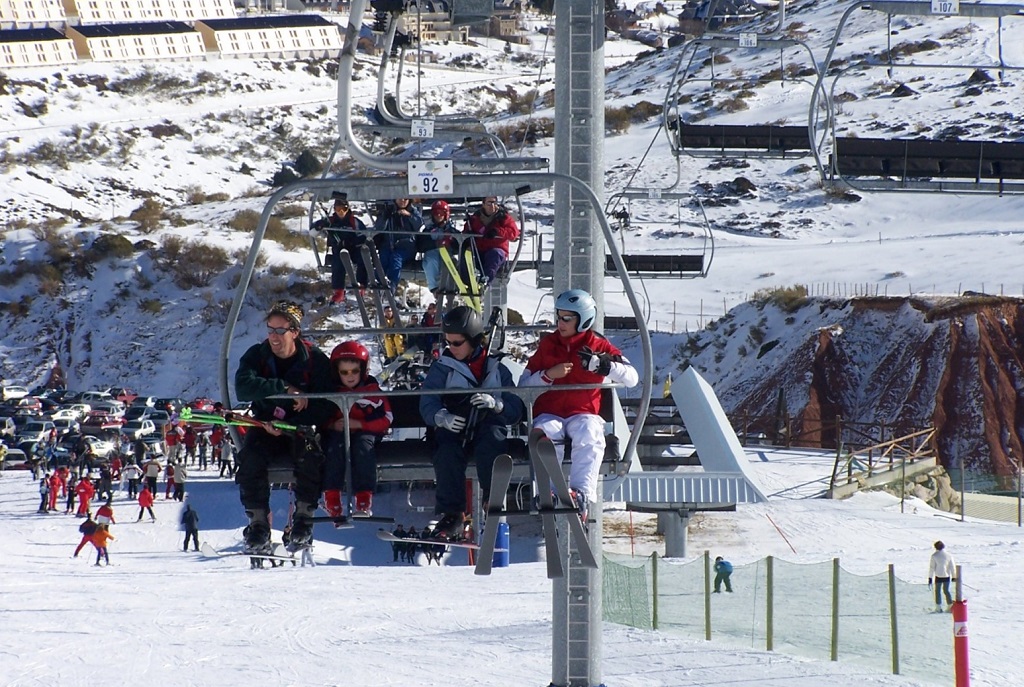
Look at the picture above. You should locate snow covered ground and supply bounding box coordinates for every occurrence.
[3,448,1022,687]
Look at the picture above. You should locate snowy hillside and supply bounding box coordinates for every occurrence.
[2,1,1024,404]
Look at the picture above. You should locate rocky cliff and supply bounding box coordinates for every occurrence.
[676,296,1024,478]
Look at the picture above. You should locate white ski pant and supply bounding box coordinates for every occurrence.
[533,413,605,501]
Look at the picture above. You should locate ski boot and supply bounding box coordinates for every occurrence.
[287,501,316,552]
[430,512,465,541]
[243,509,272,554]
[323,489,345,527]
[354,490,373,516]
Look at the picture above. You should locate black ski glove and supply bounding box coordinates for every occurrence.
[577,346,612,376]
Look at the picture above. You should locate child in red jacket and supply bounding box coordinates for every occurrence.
[136,485,156,521]
[322,341,393,518]
[520,289,638,518]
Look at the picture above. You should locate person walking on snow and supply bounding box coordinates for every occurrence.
[418,306,524,540]
[64,474,79,514]
[173,461,187,502]
[181,502,200,552]
[136,485,156,521]
[47,471,61,511]
[164,461,175,500]
[95,498,116,526]
[74,476,95,517]
[519,289,639,520]
[142,456,161,495]
[38,475,51,513]
[122,461,142,499]
[92,524,114,566]
[714,556,734,593]
[929,540,957,611]
[73,514,98,557]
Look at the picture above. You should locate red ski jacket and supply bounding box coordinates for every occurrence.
[523,330,626,419]
[464,209,519,256]
[329,376,393,435]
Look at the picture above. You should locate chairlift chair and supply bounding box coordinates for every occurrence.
[603,191,715,281]
[664,33,826,160]
[809,0,1024,194]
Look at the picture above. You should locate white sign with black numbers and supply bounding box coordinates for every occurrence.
[931,0,959,14]
[739,32,758,48]
[410,118,434,139]
[408,160,453,196]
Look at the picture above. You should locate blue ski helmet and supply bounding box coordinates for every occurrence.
[554,289,597,332]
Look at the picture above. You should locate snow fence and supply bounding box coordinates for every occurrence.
[603,552,953,685]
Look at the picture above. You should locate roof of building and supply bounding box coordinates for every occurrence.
[197,14,337,31]
[71,21,195,37]
[0,27,67,43]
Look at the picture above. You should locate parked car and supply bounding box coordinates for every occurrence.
[1,447,29,470]
[108,387,138,404]
[0,385,29,401]
[0,417,16,439]
[13,397,42,413]
[51,418,80,436]
[79,434,115,458]
[147,409,172,432]
[130,396,157,408]
[49,408,80,422]
[81,412,124,437]
[122,419,156,439]
[62,403,92,420]
[13,409,42,426]
[155,397,187,413]
[141,434,165,459]
[189,397,218,412]
[90,400,126,417]
[14,420,55,445]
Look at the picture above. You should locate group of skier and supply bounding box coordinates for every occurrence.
[234,287,639,555]
[312,195,520,307]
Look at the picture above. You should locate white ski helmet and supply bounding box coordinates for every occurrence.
[554,289,597,332]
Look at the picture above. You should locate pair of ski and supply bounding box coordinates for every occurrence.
[376,346,421,386]
[200,541,296,565]
[528,428,599,579]
[437,243,482,313]
[336,244,404,327]
[475,432,598,578]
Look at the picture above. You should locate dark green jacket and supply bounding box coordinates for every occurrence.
[235,339,335,429]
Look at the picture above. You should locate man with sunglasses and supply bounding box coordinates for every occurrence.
[234,301,335,553]
[520,289,638,521]
[418,306,524,540]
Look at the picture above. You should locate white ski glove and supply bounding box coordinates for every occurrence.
[434,409,467,432]
[470,392,503,414]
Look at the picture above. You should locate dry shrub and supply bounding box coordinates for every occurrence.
[157,235,231,289]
